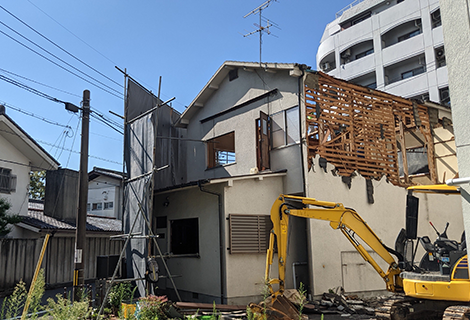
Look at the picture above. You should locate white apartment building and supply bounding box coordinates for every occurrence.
[316,0,449,106]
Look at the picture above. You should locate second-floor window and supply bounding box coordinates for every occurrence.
[207,132,235,168]
[104,201,114,210]
[92,202,103,211]
[272,107,300,148]
[0,168,16,194]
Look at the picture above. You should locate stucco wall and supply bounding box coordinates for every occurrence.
[439,0,470,263]
[153,185,223,302]
[184,67,303,195]
[305,156,462,295]
[222,175,307,305]
[0,134,31,217]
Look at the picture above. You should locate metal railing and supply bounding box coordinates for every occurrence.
[336,0,366,18]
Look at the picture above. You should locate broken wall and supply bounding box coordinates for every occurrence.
[303,71,456,186]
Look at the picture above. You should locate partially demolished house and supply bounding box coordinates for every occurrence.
[124,61,461,305]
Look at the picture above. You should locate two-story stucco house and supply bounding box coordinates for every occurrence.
[0,105,59,237]
[124,61,461,305]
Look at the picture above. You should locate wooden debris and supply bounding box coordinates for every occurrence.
[304,71,438,186]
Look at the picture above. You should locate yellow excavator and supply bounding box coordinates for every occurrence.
[263,185,470,319]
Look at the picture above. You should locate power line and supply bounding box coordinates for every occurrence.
[0,29,123,100]
[0,67,81,98]
[0,100,74,129]
[0,5,123,89]
[0,127,122,166]
[26,0,118,66]
[0,74,65,104]
[0,20,123,97]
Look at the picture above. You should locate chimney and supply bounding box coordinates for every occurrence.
[44,168,79,222]
[0,104,5,115]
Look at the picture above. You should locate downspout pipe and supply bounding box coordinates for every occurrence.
[198,180,226,304]
[297,66,315,297]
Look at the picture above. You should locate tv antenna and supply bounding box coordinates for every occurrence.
[243,0,279,65]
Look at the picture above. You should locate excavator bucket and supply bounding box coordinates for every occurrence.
[248,295,302,320]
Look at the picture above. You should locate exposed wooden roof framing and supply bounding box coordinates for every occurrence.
[304,71,446,186]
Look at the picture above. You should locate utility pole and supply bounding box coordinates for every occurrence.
[73,90,90,301]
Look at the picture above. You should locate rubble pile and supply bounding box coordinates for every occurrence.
[309,291,387,318]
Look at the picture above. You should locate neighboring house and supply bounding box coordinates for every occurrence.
[1,168,123,291]
[87,166,125,220]
[125,61,461,305]
[0,105,59,224]
[0,198,122,291]
[316,0,449,106]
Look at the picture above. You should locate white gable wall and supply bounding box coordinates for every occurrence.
[185,67,304,194]
[0,133,32,217]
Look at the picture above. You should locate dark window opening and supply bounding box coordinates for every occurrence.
[431,9,441,28]
[207,132,235,168]
[401,66,425,79]
[366,82,377,89]
[170,218,199,255]
[435,46,446,68]
[398,29,421,42]
[229,68,238,81]
[355,48,374,60]
[439,87,450,107]
[156,216,167,228]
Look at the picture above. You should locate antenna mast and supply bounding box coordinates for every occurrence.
[243,0,277,65]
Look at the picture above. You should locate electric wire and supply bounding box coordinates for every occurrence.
[0,5,123,89]
[0,29,122,100]
[0,68,81,98]
[65,116,82,167]
[26,0,118,66]
[0,127,122,166]
[90,112,124,135]
[0,20,122,98]
[0,73,65,104]
[0,100,73,129]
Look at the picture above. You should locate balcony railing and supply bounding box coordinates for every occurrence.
[336,0,366,18]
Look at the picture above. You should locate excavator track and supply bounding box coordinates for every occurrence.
[375,295,470,320]
[442,306,470,320]
[375,295,414,320]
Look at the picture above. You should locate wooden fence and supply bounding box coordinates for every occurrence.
[0,236,122,291]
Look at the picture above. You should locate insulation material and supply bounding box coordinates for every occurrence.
[304,72,437,186]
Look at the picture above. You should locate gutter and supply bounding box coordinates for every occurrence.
[197,180,226,304]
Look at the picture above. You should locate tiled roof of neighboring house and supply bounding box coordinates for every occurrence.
[89,166,126,181]
[20,200,122,232]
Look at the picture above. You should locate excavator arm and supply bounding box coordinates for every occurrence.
[265,194,403,296]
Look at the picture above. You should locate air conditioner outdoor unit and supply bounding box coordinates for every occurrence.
[322,62,330,71]
[437,48,445,58]
[441,89,450,99]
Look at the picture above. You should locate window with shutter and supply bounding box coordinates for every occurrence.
[0,168,14,194]
[229,214,273,254]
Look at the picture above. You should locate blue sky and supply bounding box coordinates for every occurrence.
[0,0,353,172]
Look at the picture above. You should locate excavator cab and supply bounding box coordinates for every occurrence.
[401,185,467,276]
